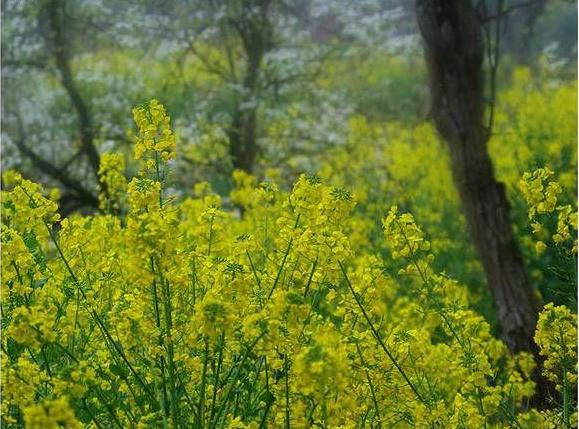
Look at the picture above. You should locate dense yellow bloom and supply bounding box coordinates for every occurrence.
[2,170,60,235]
[2,99,576,429]
[535,303,578,387]
[132,98,176,175]
[520,167,578,254]
[383,205,431,259]
[127,177,162,212]
[520,168,561,217]
[98,152,127,211]
[23,397,81,429]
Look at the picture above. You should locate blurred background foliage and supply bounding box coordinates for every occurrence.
[1,0,577,324]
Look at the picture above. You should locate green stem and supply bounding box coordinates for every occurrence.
[339,261,425,404]
[211,332,266,428]
[150,257,170,419]
[209,332,226,423]
[44,220,156,404]
[268,215,300,299]
[303,256,318,298]
[284,354,291,429]
[198,339,209,427]
[355,342,382,429]
[158,262,179,429]
[562,364,570,428]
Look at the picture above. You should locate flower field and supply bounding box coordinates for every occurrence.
[2,93,577,428]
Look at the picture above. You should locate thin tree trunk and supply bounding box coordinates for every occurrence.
[228,0,272,173]
[229,107,259,173]
[46,0,103,186]
[415,0,540,352]
[229,50,261,172]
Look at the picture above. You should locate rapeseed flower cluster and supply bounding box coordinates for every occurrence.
[98,152,127,212]
[133,99,176,165]
[520,167,578,255]
[2,100,576,429]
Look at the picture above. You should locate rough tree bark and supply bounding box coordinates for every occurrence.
[415,0,541,354]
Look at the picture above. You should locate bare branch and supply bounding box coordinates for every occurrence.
[12,114,99,209]
[482,0,544,22]
[2,58,51,70]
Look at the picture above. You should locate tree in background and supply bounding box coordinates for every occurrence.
[221,0,275,173]
[163,0,279,173]
[2,0,575,207]
[132,0,408,174]
[415,0,558,402]
[3,0,402,199]
[3,0,95,214]
[2,0,129,214]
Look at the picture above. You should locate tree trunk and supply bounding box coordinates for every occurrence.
[227,0,273,173]
[44,0,110,211]
[46,0,100,178]
[415,0,540,353]
[229,107,258,173]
